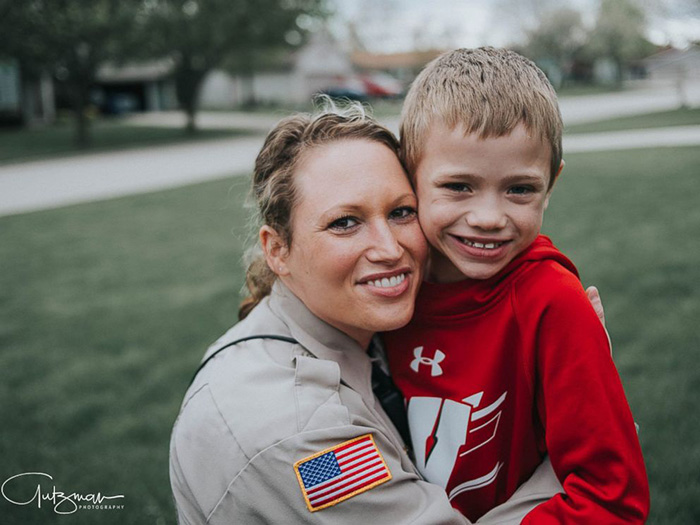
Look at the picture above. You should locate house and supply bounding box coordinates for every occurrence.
[198,39,443,108]
[199,28,355,108]
[639,44,700,106]
[0,59,55,126]
[94,60,178,114]
[641,44,700,83]
[84,29,441,113]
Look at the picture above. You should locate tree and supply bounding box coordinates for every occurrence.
[492,0,564,43]
[145,0,327,133]
[521,8,589,87]
[586,0,656,84]
[0,0,146,147]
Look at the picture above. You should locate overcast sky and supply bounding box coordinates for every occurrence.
[331,0,700,52]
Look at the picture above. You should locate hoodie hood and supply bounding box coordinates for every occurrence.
[414,235,578,320]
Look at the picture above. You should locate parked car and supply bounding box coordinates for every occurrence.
[318,76,369,102]
[317,72,404,102]
[360,72,403,98]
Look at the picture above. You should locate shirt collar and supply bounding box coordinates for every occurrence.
[268,281,374,400]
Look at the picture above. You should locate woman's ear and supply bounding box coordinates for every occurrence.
[260,225,290,276]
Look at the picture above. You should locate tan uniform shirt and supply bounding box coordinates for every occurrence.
[170,282,561,524]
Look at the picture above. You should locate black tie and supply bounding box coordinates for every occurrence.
[371,359,413,454]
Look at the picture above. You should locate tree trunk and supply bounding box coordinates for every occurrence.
[73,83,91,149]
[185,101,197,134]
[613,57,624,87]
[175,61,208,135]
[243,73,256,109]
[178,80,202,134]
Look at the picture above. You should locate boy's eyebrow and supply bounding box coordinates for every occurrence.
[433,172,547,183]
[432,172,483,181]
[500,174,547,184]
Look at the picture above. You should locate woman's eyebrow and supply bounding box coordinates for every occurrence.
[320,203,363,217]
[314,204,364,227]
[317,192,416,221]
[391,191,418,205]
[323,191,416,212]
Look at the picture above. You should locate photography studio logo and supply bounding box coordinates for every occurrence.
[2,472,125,515]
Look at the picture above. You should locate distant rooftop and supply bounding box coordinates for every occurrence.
[351,49,445,70]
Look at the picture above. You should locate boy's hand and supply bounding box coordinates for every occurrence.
[586,285,612,355]
[585,286,605,326]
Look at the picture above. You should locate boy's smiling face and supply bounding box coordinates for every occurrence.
[414,121,562,283]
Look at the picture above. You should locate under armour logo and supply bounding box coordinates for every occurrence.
[410,346,445,376]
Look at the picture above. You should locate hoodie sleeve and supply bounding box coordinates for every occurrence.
[515,264,649,524]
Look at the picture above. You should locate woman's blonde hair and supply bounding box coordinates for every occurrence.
[239,99,401,319]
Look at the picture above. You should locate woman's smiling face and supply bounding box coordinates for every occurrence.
[276,139,427,347]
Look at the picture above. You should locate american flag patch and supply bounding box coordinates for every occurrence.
[293,434,391,512]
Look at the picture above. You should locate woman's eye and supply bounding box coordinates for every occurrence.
[328,216,359,231]
[444,182,471,192]
[389,206,417,220]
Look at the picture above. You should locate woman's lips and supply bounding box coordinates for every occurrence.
[359,271,411,297]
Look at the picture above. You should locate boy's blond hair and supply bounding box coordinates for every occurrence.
[400,47,563,187]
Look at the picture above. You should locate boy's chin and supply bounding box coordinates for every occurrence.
[429,254,511,283]
[458,264,504,280]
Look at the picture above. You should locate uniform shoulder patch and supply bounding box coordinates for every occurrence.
[293,433,392,512]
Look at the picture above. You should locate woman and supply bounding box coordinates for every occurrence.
[169,105,567,524]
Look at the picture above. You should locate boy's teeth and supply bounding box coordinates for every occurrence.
[368,273,406,288]
[465,240,503,249]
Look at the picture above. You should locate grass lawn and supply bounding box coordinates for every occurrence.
[565,107,700,135]
[544,146,700,523]
[1,146,699,523]
[0,119,252,165]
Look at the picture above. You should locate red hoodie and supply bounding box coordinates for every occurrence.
[383,235,649,523]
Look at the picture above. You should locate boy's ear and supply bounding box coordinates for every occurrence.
[544,160,565,209]
[553,159,565,185]
[259,225,290,276]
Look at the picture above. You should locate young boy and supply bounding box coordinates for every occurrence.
[383,48,650,523]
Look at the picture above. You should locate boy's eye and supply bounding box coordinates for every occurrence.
[508,185,534,195]
[443,182,471,192]
[389,206,417,221]
[328,216,359,231]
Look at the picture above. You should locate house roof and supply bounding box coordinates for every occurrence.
[351,49,445,70]
[642,44,700,65]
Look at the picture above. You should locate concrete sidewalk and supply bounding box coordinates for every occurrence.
[0,136,265,217]
[564,125,700,152]
[125,111,282,132]
[1,125,698,218]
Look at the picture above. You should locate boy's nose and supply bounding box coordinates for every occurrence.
[465,204,507,231]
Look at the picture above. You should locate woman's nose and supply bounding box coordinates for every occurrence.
[366,221,404,262]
